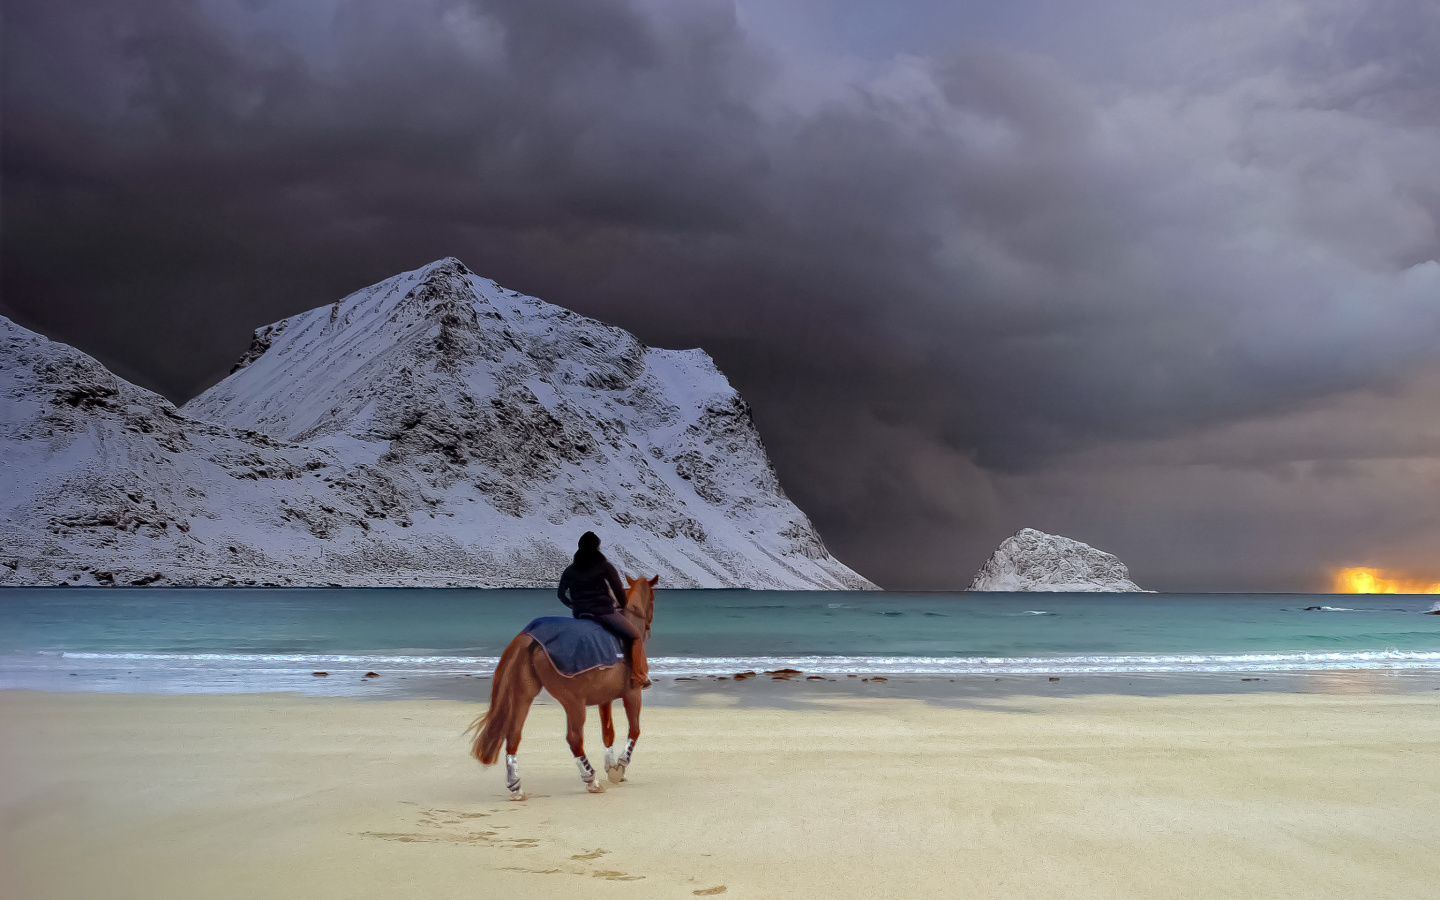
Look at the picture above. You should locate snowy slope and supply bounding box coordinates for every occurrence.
[0,316,343,586]
[968,528,1145,592]
[0,259,874,588]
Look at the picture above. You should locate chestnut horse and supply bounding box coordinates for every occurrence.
[468,574,658,800]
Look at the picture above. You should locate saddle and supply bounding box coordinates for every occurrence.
[522,617,624,676]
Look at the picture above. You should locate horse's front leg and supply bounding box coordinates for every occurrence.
[563,700,605,793]
[607,689,641,782]
[600,702,624,783]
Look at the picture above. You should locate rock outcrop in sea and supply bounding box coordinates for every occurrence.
[0,258,875,589]
[968,528,1145,592]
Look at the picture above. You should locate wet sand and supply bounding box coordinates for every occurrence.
[2,688,1437,899]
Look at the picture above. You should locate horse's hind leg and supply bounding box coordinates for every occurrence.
[562,698,605,793]
[489,645,541,800]
[504,649,542,801]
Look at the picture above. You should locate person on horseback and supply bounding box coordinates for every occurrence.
[558,532,651,688]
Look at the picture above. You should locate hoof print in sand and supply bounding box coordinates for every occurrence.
[694,887,728,895]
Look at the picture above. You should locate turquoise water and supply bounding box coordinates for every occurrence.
[2,587,1438,695]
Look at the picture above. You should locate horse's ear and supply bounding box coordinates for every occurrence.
[625,574,637,586]
[648,575,659,587]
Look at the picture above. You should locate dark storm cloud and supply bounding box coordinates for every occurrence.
[3,0,1439,588]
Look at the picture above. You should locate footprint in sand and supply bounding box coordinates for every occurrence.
[419,808,489,818]
[501,838,541,850]
[693,888,727,896]
[501,864,642,881]
[367,808,642,882]
[359,808,513,845]
[360,831,498,844]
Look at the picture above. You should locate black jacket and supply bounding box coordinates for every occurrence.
[558,555,626,617]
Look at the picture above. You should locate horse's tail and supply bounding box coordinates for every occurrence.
[466,633,533,765]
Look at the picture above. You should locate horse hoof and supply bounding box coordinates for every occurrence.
[509,790,527,802]
[586,778,606,793]
[606,762,627,783]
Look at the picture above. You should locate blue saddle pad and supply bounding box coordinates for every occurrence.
[523,617,623,676]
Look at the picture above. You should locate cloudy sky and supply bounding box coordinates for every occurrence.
[4,0,1439,590]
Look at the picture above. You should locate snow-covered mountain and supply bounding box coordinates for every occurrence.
[0,259,874,589]
[968,528,1145,592]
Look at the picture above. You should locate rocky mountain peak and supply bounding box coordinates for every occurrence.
[968,528,1145,592]
[1,262,875,589]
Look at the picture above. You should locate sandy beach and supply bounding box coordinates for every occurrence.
[2,688,1437,900]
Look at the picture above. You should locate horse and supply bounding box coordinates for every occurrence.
[468,574,659,800]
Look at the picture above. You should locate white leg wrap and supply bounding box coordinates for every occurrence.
[604,746,617,768]
[505,754,521,793]
[574,755,596,783]
[620,738,636,766]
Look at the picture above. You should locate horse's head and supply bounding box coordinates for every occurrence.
[623,574,660,637]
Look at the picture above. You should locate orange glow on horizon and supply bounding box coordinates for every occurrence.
[1332,567,1440,594]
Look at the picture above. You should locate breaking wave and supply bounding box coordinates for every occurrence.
[2,648,1436,696]
[654,650,1440,676]
[39,648,1440,675]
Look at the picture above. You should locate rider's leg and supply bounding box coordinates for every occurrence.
[586,612,649,687]
[628,633,650,687]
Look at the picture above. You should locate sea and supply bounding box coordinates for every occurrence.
[4,587,1440,700]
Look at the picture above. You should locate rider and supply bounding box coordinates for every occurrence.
[557,532,651,688]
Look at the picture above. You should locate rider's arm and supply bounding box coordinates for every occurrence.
[557,568,574,608]
[602,562,625,607]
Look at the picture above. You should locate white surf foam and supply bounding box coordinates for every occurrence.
[40,648,1440,674]
[0,647,1436,696]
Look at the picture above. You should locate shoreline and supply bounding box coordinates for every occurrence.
[381,668,1440,707]
[3,689,1437,899]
